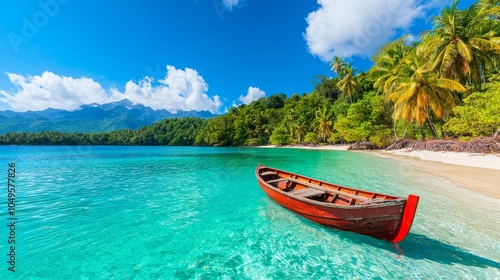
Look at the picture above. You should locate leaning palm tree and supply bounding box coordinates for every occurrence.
[368,37,416,138]
[330,56,346,77]
[419,0,500,89]
[386,52,467,138]
[369,37,414,94]
[314,108,333,142]
[337,64,359,103]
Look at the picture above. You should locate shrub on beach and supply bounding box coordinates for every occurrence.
[304,132,318,144]
[444,80,500,137]
[245,138,266,146]
[270,126,292,145]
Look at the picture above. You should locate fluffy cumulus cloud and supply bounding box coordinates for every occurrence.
[122,65,221,113]
[0,66,222,113]
[0,72,121,111]
[304,0,442,61]
[238,86,265,105]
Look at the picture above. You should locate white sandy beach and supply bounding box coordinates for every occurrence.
[373,149,500,199]
[257,144,350,151]
[381,149,500,170]
[258,145,500,199]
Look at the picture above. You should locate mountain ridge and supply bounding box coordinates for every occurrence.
[0,99,215,133]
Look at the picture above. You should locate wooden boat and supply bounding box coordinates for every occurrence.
[256,165,419,242]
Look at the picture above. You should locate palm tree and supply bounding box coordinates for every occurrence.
[330,56,346,77]
[294,121,307,144]
[252,117,263,137]
[369,37,414,94]
[386,52,467,138]
[286,110,297,137]
[337,64,359,103]
[369,37,415,138]
[419,0,500,89]
[314,107,333,142]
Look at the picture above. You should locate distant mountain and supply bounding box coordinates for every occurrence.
[0,99,216,133]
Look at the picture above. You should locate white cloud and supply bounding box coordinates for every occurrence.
[0,71,121,111]
[238,86,265,105]
[223,0,243,10]
[122,65,221,113]
[304,0,428,61]
[0,66,223,113]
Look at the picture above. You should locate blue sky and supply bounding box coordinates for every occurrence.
[0,0,475,113]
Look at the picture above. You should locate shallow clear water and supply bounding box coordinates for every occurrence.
[0,146,499,279]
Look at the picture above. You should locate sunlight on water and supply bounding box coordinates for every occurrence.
[0,146,498,279]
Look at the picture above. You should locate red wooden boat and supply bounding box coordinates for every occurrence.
[256,165,419,242]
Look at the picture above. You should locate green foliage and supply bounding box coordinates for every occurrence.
[269,126,292,145]
[304,132,318,144]
[337,64,359,103]
[195,95,284,146]
[244,138,266,146]
[195,115,235,146]
[314,107,333,143]
[369,130,393,148]
[332,92,393,147]
[418,0,500,90]
[2,1,499,147]
[331,99,350,118]
[138,117,205,146]
[0,118,206,146]
[312,75,341,99]
[444,81,500,136]
[266,93,287,109]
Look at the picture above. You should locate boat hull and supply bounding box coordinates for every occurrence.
[256,165,419,242]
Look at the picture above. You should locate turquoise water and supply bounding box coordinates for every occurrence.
[0,146,499,279]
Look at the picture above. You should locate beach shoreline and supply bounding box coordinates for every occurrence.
[256,144,351,151]
[256,145,500,199]
[367,150,500,199]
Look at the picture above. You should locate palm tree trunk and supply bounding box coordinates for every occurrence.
[419,124,425,140]
[393,121,398,139]
[494,128,500,139]
[426,117,438,138]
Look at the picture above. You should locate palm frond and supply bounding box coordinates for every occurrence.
[434,78,467,92]
[457,39,473,62]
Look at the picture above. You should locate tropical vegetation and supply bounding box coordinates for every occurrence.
[1,0,499,147]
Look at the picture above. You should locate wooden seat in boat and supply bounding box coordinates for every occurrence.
[288,188,324,198]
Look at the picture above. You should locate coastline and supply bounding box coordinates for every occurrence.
[257,145,500,199]
[256,144,350,151]
[370,150,500,199]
